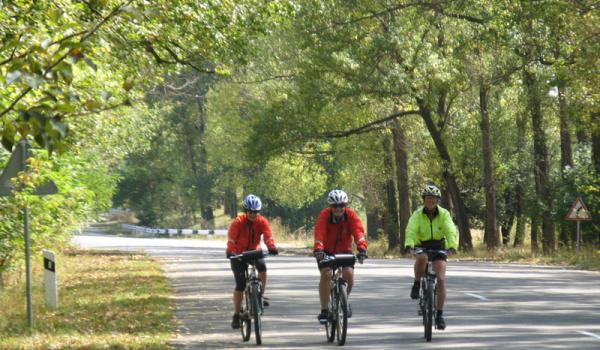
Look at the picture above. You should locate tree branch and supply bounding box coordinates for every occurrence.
[321,110,420,138]
[232,75,296,84]
[64,99,133,117]
[0,0,133,119]
[144,39,215,74]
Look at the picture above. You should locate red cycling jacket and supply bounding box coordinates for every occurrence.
[226,214,276,255]
[313,207,367,253]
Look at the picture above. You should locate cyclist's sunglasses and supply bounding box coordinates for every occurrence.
[248,210,260,214]
[330,204,346,209]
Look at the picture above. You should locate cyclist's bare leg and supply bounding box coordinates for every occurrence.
[433,260,447,310]
[259,271,267,296]
[233,290,243,314]
[414,253,428,281]
[319,267,333,310]
[342,267,354,294]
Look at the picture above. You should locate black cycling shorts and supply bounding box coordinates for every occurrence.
[416,239,447,262]
[230,258,266,292]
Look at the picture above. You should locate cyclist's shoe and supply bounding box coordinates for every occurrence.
[347,303,352,318]
[231,313,241,329]
[318,310,328,325]
[435,315,446,330]
[262,296,270,307]
[410,281,420,299]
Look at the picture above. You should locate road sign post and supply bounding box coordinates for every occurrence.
[0,140,58,327]
[565,196,593,250]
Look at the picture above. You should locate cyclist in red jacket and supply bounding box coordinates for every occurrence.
[313,189,367,324]
[226,194,278,329]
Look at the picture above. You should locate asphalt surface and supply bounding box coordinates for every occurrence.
[73,229,600,349]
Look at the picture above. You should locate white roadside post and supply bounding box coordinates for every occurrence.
[43,250,58,309]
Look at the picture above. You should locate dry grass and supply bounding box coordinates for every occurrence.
[0,249,175,350]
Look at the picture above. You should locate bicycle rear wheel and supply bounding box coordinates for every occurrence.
[326,288,336,342]
[251,284,262,345]
[241,291,251,341]
[336,282,348,346]
[424,282,433,342]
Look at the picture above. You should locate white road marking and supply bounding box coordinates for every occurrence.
[465,292,489,301]
[576,331,600,340]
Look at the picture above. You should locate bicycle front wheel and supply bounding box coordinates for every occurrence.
[326,287,336,342]
[241,290,251,341]
[251,284,262,345]
[424,282,433,342]
[336,282,348,346]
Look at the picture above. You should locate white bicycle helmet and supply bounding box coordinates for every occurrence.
[422,185,442,198]
[243,194,262,211]
[327,189,349,205]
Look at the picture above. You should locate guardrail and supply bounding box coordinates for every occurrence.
[120,224,227,237]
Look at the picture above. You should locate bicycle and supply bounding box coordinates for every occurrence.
[415,248,447,342]
[229,249,268,345]
[321,253,358,346]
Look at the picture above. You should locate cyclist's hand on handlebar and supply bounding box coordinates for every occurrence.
[448,248,457,256]
[226,251,235,259]
[268,247,279,256]
[314,250,325,262]
[357,250,367,264]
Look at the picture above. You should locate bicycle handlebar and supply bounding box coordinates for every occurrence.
[229,249,274,262]
[321,253,357,264]
[414,248,448,256]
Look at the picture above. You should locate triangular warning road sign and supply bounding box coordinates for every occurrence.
[565,196,592,221]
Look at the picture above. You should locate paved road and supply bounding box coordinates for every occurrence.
[73,231,600,349]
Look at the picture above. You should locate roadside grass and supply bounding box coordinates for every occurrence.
[0,249,174,350]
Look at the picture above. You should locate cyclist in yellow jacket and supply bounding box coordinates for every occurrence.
[404,184,457,330]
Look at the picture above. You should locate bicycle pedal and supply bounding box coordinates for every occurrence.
[418,310,423,316]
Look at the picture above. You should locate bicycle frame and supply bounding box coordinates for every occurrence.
[230,249,265,345]
[323,253,356,346]
[416,248,446,342]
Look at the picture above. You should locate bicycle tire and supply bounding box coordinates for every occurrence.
[251,283,262,345]
[241,290,251,342]
[326,287,336,342]
[336,282,348,346]
[425,280,433,342]
[420,278,427,326]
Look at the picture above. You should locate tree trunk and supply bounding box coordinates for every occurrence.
[531,215,540,253]
[363,178,384,240]
[391,119,411,252]
[479,82,499,249]
[416,97,472,250]
[524,70,555,255]
[194,102,215,228]
[501,188,515,246]
[592,112,600,174]
[225,188,237,219]
[383,133,400,249]
[366,208,380,240]
[513,100,528,248]
[558,85,573,247]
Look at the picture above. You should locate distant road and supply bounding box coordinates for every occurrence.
[73,230,600,349]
